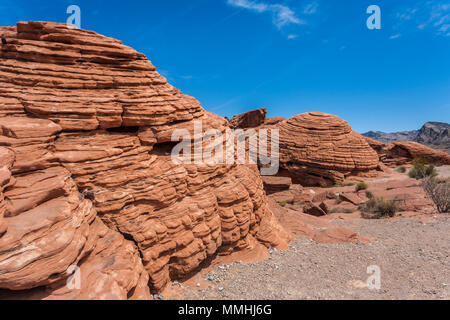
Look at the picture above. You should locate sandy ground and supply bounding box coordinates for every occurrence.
[172,215,449,300]
[157,167,450,300]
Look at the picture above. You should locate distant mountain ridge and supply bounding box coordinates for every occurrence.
[362,122,450,153]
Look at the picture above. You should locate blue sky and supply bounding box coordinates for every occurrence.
[1,0,449,132]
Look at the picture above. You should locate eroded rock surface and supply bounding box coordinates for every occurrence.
[385,141,450,166]
[0,22,289,298]
[365,138,450,167]
[229,109,381,186]
[275,112,380,186]
[0,150,150,299]
[229,108,267,129]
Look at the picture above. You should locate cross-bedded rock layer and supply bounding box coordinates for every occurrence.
[277,112,380,186]
[0,21,289,299]
[250,112,380,186]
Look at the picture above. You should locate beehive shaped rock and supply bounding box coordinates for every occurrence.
[386,141,450,166]
[276,112,380,186]
[0,22,289,297]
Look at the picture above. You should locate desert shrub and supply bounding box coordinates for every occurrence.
[412,157,428,166]
[365,191,374,199]
[360,197,398,219]
[278,201,287,207]
[328,182,355,188]
[330,207,354,214]
[356,182,369,192]
[396,166,407,173]
[344,182,355,187]
[408,157,438,179]
[422,178,450,213]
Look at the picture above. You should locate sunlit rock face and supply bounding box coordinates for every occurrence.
[229,109,381,187]
[276,112,380,186]
[0,21,289,298]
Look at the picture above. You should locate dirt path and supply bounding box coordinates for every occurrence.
[172,215,450,300]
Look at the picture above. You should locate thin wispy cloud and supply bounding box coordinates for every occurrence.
[395,1,450,37]
[389,34,402,39]
[418,2,450,36]
[287,34,298,39]
[303,2,319,15]
[227,0,305,29]
[396,8,418,21]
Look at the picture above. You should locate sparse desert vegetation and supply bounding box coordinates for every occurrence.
[408,157,438,179]
[360,197,399,219]
[329,207,354,214]
[355,182,369,191]
[365,190,374,199]
[0,15,449,301]
[278,200,288,207]
[422,178,450,213]
[328,182,355,188]
[396,166,407,173]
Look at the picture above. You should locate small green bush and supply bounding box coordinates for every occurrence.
[396,166,407,173]
[344,182,355,187]
[360,197,399,219]
[356,182,369,192]
[330,207,354,214]
[278,201,287,207]
[408,157,438,180]
[409,164,437,179]
[412,157,428,167]
[365,191,374,199]
[328,182,355,188]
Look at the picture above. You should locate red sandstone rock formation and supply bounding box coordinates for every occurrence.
[0,21,289,299]
[276,112,380,186]
[230,109,381,186]
[261,176,292,194]
[363,136,385,153]
[385,141,450,166]
[229,108,267,129]
[363,137,450,167]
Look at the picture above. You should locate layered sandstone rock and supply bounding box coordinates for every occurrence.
[0,153,150,299]
[230,109,380,186]
[384,141,450,166]
[229,108,267,129]
[276,112,380,186]
[0,22,289,298]
[261,176,292,194]
[363,137,450,167]
[363,136,385,153]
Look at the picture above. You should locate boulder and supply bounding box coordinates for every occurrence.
[261,176,292,194]
[229,108,267,129]
[387,141,450,166]
[339,193,364,205]
[303,202,327,217]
